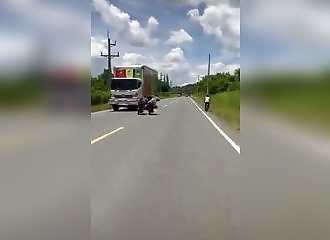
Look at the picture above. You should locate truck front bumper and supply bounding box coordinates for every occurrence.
[110,98,138,106]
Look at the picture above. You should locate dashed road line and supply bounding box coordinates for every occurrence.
[91,127,124,144]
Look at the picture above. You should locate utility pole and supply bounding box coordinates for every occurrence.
[197,75,200,95]
[207,53,210,94]
[101,30,119,88]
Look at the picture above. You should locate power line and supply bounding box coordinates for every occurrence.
[100,30,120,88]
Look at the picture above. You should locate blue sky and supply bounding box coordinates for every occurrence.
[91,0,240,85]
[0,0,90,74]
[1,0,329,80]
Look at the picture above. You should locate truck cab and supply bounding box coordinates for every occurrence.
[110,77,142,111]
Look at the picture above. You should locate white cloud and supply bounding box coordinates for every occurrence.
[2,0,90,69]
[188,3,240,53]
[2,0,89,38]
[197,62,240,74]
[91,37,107,58]
[164,48,185,62]
[109,47,191,85]
[147,17,159,31]
[92,0,159,47]
[122,53,150,65]
[0,35,34,60]
[239,0,330,71]
[111,47,238,85]
[0,34,36,73]
[244,0,330,52]
[166,29,193,45]
[161,0,239,8]
[90,0,240,83]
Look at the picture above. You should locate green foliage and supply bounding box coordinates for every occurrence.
[198,69,240,94]
[91,69,111,105]
[91,70,109,92]
[211,91,240,130]
[155,73,171,94]
[177,68,240,95]
[228,80,240,91]
[91,90,110,105]
[193,90,240,130]
[0,73,43,107]
[242,69,330,133]
[188,69,240,129]
[242,70,330,105]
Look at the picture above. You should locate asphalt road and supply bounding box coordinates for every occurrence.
[1,113,90,240]
[2,99,329,240]
[241,106,330,240]
[91,97,240,240]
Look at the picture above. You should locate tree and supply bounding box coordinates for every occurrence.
[174,68,240,95]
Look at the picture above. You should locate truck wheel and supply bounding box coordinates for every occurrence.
[112,105,119,111]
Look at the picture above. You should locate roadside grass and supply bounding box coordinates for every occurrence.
[252,87,330,135]
[193,91,240,131]
[159,92,177,99]
[243,76,330,135]
[91,103,110,112]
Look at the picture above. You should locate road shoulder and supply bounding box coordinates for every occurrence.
[190,97,240,146]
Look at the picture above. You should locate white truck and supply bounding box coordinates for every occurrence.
[110,65,158,111]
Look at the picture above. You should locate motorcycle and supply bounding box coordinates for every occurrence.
[137,97,157,115]
[137,98,146,115]
[146,100,156,115]
[204,102,210,112]
[137,104,144,115]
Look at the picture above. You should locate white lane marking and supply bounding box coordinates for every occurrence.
[163,104,168,108]
[91,109,110,115]
[91,127,124,144]
[191,98,240,154]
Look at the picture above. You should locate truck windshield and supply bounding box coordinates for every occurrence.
[111,78,141,91]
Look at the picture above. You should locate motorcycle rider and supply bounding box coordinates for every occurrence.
[137,96,146,114]
[204,94,210,111]
[139,96,146,104]
[147,96,156,105]
[146,96,157,114]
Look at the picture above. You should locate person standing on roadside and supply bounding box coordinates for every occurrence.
[204,94,210,111]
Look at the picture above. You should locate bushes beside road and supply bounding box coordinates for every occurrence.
[209,91,240,130]
[195,68,240,94]
[242,70,330,133]
[91,70,111,111]
[91,90,110,105]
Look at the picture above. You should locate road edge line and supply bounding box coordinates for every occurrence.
[190,98,240,154]
[91,109,111,115]
[91,127,124,144]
